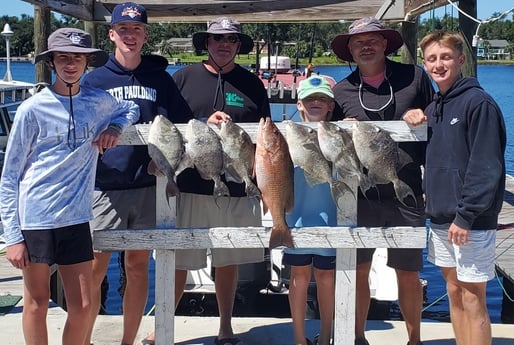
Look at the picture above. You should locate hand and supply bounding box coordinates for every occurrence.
[448,223,469,246]
[402,108,427,126]
[207,111,232,126]
[6,242,30,269]
[94,127,121,154]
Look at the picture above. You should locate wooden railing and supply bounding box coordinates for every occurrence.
[93,121,428,345]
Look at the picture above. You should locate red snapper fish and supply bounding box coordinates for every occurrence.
[255,117,294,249]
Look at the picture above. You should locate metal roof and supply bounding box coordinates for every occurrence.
[21,0,447,23]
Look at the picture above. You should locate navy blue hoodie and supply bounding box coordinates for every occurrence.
[423,77,506,230]
[83,54,192,190]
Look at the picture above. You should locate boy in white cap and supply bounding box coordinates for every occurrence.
[0,27,139,345]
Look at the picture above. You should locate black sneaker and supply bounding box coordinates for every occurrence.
[355,337,370,345]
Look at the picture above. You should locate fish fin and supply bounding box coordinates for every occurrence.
[175,153,192,175]
[397,148,413,170]
[244,178,261,198]
[147,159,164,177]
[224,165,243,184]
[393,179,417,207]
[303,171,324,187]
[213,178,230,197]
[269,224,294,249]
[330,180,355,211]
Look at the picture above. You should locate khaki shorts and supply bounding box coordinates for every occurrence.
[90,186,156,252]
[175,193,264,270]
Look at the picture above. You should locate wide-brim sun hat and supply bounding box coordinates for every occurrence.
[192,17,254,54]
[331,17,404,62]
[35,28,109,67]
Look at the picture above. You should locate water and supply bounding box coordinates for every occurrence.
[2,61,512,322]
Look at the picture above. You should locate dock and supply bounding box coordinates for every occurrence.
[1,130,514,344]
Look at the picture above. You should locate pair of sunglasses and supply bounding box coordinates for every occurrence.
[209,34,240,43]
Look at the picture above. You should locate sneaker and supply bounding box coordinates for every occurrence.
[355,337,370,345]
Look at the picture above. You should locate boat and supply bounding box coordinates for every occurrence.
[257,55,337,104]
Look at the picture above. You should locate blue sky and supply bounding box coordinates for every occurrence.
[4,0,514,20]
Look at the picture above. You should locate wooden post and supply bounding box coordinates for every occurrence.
[400,19,418,64]
[84,21,97,47]
[458,0,477,77]
[34,4,51,84]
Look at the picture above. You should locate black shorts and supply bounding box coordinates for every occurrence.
[283,253,336,270]
[356,196,425,271]
[22,223,93,265]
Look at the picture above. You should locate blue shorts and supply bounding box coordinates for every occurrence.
[22,223,93,265]
[283,252,336,270]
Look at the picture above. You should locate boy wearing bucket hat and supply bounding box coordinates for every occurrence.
[284,75,337,345]
[139,16,270,345]
[330,17,434,345]
[82,3,193,345]
[0,27,139,345]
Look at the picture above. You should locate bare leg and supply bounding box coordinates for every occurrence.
[22,263,51,345]
[396,269,422,345]
[288,265,311,345]
[121,250,150,345]
[314,268,335,345]
[83,252,111,345]
[59,260,93,345]
[441,267,491,345]
[214,265,240,342]
[355,261,371,341]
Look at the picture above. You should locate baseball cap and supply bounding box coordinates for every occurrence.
[298,76,334,100]
[331,17,404,62]
[35,28,108,67]
[111,2,148,25]
[192,17,254,54]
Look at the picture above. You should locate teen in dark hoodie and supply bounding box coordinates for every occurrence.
[418,31,505,345]
[81,3,192,345]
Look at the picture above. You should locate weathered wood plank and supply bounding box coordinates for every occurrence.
[118,120,427,146]
[93,226,427,251]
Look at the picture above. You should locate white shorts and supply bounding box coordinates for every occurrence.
[427,224,496,283]
[175,193,264,270]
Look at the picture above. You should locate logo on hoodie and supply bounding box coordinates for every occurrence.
[450,117,459,125]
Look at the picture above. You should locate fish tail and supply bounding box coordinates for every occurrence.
[393,180,417,207]
[269,223,294,249]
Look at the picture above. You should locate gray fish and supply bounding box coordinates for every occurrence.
[317,121,372,193]
[219,120,260,198]
[182,119,229,197]
[147,115,185,199]
[255,117,294,249]
[284,120,352,207]
[351,122,415,206]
